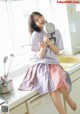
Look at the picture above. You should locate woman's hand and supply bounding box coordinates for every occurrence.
[43,35,51,45]
[39,41,47,49]
[43,35,60,55]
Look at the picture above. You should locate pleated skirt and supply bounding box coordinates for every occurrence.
[18,63,69,94]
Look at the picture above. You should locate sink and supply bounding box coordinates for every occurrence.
[58,55,80,64]
[58,55,80,70]
[60,63,73,70]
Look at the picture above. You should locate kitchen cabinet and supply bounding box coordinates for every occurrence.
[9,93,63,114]
[66,69,80,114]
[10,102,28,114]
[26,93,59,114]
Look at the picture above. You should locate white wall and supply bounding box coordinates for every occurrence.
[67,4,80,54]
[51,1,73,55]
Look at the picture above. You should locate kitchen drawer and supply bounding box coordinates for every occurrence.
[70,69,80,82]
[10,102,27,114]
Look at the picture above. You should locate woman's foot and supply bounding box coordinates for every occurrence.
[59,87,77,111]
[67,98,77,111]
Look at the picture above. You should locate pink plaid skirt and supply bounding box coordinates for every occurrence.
[18,64,69,94]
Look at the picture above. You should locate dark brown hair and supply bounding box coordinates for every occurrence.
[28,12,44,34]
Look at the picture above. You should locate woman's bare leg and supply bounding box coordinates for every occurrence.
[59,87,77,111]
[50,90,67,114]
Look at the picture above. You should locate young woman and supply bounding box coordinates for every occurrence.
[19,12,77,114]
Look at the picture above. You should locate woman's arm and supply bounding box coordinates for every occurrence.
[48,41,60,55]
[36,42,47,59]
[43,36,60,55]
[31,33,47,59]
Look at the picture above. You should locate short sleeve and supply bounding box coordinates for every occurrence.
[31,32,40,51]
[55,30,64,50]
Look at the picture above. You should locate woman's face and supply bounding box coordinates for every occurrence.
[33,15,46,30]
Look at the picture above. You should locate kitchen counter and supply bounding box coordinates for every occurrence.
[61,62,80,74]
[0,62,80,112]
[0,71,38,110]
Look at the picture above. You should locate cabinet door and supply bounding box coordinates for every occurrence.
[26,94,59,114]
[66,78,80,114]
[10,102,27,114]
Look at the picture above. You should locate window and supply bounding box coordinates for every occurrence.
[0,0,14,75]
[7,0,39,69]
[0,0,52,76]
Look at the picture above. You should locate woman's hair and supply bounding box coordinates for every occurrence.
[28,12,43,34]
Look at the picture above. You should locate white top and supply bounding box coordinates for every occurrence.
[29,29,64,65]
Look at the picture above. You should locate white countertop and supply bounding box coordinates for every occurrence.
[0,71,38,110]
